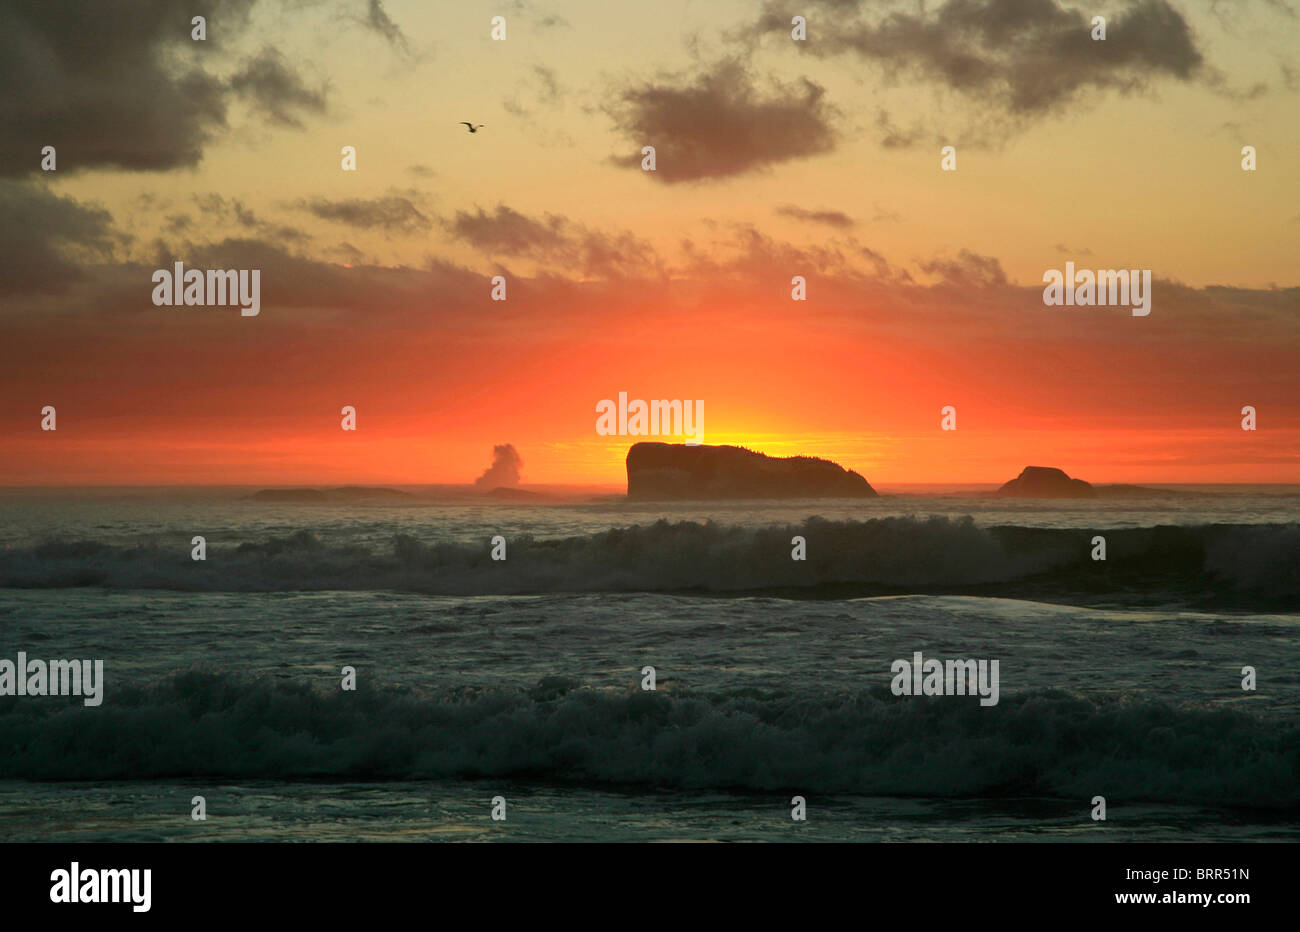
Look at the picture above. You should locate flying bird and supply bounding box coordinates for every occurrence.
[459,122,485,133]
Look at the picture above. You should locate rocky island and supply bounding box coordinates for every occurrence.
[626,442,876,500]
[995,466,1094,498]
[994,466,1183,498]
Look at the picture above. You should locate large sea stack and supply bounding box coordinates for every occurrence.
[626,442,876,500]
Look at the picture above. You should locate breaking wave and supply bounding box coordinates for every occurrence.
[2,517,1297,609]
[2,672,1295,807]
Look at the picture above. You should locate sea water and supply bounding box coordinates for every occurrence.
[0,487,1296,841]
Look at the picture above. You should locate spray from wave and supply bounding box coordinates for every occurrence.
[474,444,522,489]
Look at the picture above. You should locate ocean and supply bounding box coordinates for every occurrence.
[1,486,1297,842]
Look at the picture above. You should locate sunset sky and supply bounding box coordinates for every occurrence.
[2,0,1297,486]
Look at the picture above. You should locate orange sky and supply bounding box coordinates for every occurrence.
[4,282,1295,485]
[1,0,1297,486]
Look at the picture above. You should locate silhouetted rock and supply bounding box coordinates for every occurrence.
[626,442,876,500]
[996,466,1095,498]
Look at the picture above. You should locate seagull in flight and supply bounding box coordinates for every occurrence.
[459,122,485,133]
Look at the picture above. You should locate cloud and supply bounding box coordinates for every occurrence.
[525,64,562,107]
[147,236,478,315]
[603,58,838,183]
[444,205,664,278]
[475,444,523,488]
[0,0,256,175]
[776,205,856,229]
[503,0,571,29]
[445,205,568,255]
[327,241,368,264]
[678,222,906,287]
[165,214,195,235]
[751,0,1207,134]
[196,193,261,229]
[358,0,412,54]
[2,179,1293,369]
[229,47,328,129]
[872,203,903,223]
[917,249,1008,287]
[194,193,311,244]
[503,64,564,118]
[0,182,120,295]
[1,206,1296,455]
[874,109,927,149]
[298,195,432,234]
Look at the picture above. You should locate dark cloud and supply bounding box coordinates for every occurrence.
[444,205,663,278]
[753,0,1205,126]
[604,59,838,183]
[0,1,333,175]
[918,249,1008,287]
[0,0,256,175]
[474,444,523,488]
[776,205,856,229]
[229,47,328,128]
[298,195,431,234]
[445,205,568,255]
[0,182,119,295]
